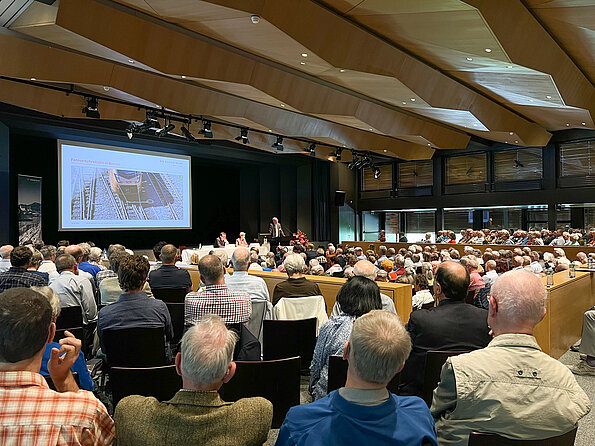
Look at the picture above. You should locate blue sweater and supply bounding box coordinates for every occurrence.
[40,342,94,391]
[276,390,437,446]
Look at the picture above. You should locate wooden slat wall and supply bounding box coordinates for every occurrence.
[494,148,543,181]
[559,141,594,177]
[445,153,487,184]
[398,160,433,188]
[362,164,393,191]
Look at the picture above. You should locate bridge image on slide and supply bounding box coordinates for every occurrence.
[70,167,184,221]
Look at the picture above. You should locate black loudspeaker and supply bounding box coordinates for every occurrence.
[334,191,346,207]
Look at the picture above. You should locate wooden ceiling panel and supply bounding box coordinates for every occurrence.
[344,0,474,15]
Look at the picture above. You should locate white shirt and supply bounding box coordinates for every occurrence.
[530,261,543,274]
[483,269,499,288]
[413,289,435,310]
[0,258,11,273]
[225,270,270,302]
[248,263,263,271]
[49,271,97,324]
[38,260,59,280]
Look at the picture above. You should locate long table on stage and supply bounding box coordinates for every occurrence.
[181,243,267,264]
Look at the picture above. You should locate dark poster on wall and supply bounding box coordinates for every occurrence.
[18,175,42,244]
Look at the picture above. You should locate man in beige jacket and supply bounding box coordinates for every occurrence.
[431,269,590,445]
[114,314,273,445]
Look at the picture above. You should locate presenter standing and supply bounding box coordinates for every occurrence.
[269,217,285,238]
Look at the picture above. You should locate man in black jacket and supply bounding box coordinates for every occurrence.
[399,261,492,397]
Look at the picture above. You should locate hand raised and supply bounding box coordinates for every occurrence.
[47,330,82,388]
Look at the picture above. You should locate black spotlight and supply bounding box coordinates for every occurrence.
[199,120,213,138]
[335,149,342,161]
[308,143,316,157]
[82,97,100,118]
[143,114,161,131]
[235,128,249,144]
[272,135,284,151]
[181,125,196,142]
[373,166,381,179]
[348,154,359,170]
[156,122,175,137]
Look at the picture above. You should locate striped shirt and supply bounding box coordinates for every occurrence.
[0,371,115,445]
[185,284,251,325]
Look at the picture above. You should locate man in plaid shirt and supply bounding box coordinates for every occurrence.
[185,255,251,326]
[0,287,115,445]
[0,245,47,292]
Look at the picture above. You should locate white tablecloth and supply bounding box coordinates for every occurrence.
[182,243,268,264]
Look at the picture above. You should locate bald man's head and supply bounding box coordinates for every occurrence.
[435,261,470,301]
[231,247,250,271]
[353,260,378,281]
[199,255,224,285]
[64,245,83,264]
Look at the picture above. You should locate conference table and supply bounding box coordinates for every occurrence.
[181,243,269,264]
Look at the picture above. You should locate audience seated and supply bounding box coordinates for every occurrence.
[76,243,101,279]
[96,243,126,284]
[185,255,251,325]
[114,314,272,445]
[413,274,434,310]
[0,287,114,444]
[0,245,47,292]
[399,261,492,397]
[149,240,168,271]
[148,244,192,292]
[33,286,94,391]
[432,270,591,444]
[331,260,397,316]
[97,255,173,355]
[272,253,322,306]
[277,310,438,446]
[310,276,382,400]
[26,249,50,283]
[225,247,269,302]
[38,244,59,280]
[99,251,154,304]
[64,245,95,285]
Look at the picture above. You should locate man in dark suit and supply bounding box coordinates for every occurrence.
[269,217,285,238]
[148,244,192,293]
[399,261,492,397]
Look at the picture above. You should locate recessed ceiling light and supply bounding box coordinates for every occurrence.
[280,103,285,107]
[566,123,570,126]
[300,62,306,65]
[515,140,519,144]
[128,59,134,64]
[181,75,186,79]
[383,149,387,153]
[485,48,492,53]
[301,53,308,57]
[529,99,534,102]
[268,129,273,132]
[427,143,431,146]
[402,101,407,105]
[339,69,345,72]
[368,128,373,131]
[582,122,586,126]
[30,77,36,81]
[505,141,508,143]
[103,86,110,91]
[410,98,416,102]
[472,124,477,127]
[506,65,513,69]
[466,57,473,61]
[509,131,514,135]
[342,145,346,148]
[545,95,552,99]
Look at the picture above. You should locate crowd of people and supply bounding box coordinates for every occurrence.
[0,236,593,445]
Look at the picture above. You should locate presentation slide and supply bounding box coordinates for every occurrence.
[59,140,191,230]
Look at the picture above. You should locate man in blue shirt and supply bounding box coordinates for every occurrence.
[276,310,437,446]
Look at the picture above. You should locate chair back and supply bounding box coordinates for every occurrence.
[56,306,83,330]
[152,288,187,303]
[262,318,317,369]
[327,355,400,394]
[54,327,84,343]
[110,364,182,408]
[422,350,470,407]
[103,327,167,367]
[468,428,578,445]
[274,296,328,335]
[246,300,268,342]
[219,356,300,429]
[465,290,476,304]
[165,302,185,345]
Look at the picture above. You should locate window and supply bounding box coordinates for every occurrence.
[404,211,435,233]
[443,210,472,233]
[494,148,542,181]
[362,211,380,242]
[445,153,487,184]
[559,140,595,177]
[398,160,433,188]
[362,164,392,191]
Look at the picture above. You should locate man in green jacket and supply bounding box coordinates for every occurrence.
[431,269,590,445]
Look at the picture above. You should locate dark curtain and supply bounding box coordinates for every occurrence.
[312,160,330,241]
